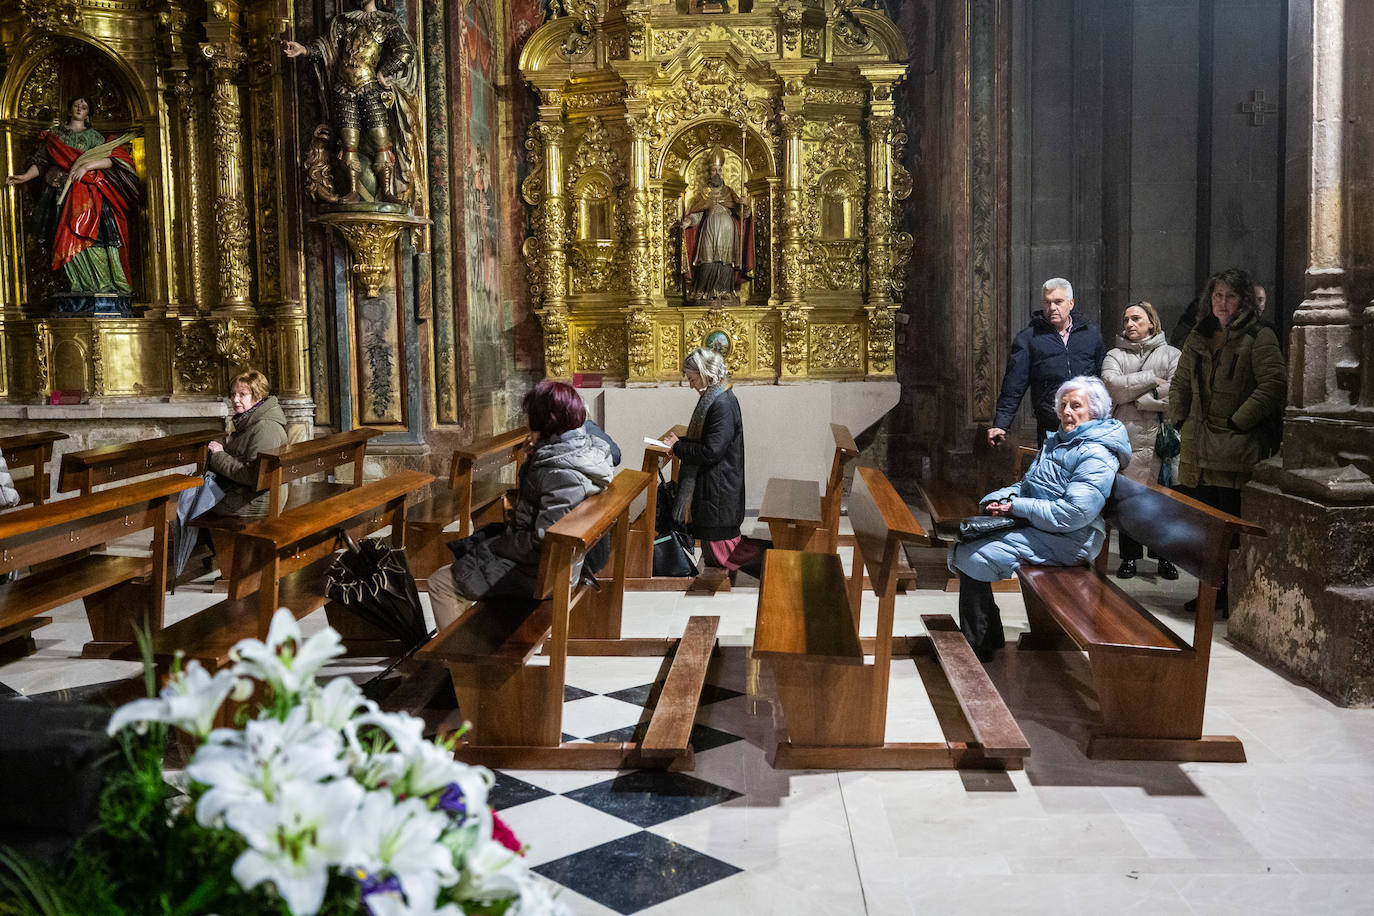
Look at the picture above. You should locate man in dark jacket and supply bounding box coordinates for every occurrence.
[988,278,1106,446]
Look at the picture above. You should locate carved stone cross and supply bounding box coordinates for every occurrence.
[1241,89,1279,126]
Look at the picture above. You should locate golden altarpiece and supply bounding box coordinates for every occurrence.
[519,0,911,383]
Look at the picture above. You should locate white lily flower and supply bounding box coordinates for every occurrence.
[362,893,463,916]
[309,676,372,732]
[229,778,364,916]
[106,661,238,739]
[231,608,344,698]
[190,706,347,825]
[457,838,526,902]
[349,791,457,910]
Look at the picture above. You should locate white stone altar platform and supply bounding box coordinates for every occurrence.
[580,381,900,509]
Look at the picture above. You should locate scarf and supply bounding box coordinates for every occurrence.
[673,381,727,525]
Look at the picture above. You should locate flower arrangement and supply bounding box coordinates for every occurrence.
[0,609,571,916]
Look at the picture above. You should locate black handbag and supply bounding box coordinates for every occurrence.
[652,468,698,577]
[955,515,1027,544]
[1154,418,1181,460]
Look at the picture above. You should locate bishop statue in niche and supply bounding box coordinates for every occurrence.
[284,0,419,206]
[680,148,754,305]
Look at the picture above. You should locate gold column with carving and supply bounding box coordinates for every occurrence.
[533,102,571,378]
[167,71,210,314]
[201,36,253,314]
[624,112,655,382]
[777,109,809,379]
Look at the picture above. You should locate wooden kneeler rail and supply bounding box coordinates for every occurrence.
[420,468,721,770]
[753,466,1029,770]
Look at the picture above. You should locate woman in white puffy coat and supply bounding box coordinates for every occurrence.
[1101,301,1180,580]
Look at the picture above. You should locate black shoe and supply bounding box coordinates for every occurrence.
[1116,559,1137,579]
[975,645,998,664]
[1157,558,1179,580]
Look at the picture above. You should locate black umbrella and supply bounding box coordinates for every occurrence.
[324,530,432,655]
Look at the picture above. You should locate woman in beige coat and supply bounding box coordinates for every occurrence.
[1102,301,1180,580]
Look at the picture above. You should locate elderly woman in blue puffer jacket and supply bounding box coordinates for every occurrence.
[952,376,1132,661]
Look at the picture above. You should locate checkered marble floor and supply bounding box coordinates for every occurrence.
[6,535,1374,914]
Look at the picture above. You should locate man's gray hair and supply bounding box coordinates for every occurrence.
[683,346,729,386]
[1055,376,1113,421]
[1042,277,1074,300]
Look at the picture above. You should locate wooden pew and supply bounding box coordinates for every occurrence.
[185,428,381,587]
[757,423,859,552]
[57,428,220,496]
[752,465,1029,770]
[0,430,68,509]
[419,468,721,770]
[404,427,528,590]
[151,469,434,674]
[1015,474,1264,762]
[0,475,199,657]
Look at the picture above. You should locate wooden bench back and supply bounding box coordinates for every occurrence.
[0,431,68,508]
[848,465,927,598]
[252,427,381,516]
[58,429,221,496]
[0,474,200,573]
[819,424,860,549]
[448,427,529,490]
[1108,475,1266,588]
[536,469,651,598]
[229,468,433,602]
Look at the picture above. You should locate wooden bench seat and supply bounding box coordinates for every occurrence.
[185,428,381,587]
[420,468,721,770]
[0,475,199,657]
[758,423,859,553]
[752,465,1029,770]
[405,427,528,589]
[0,430,68,509]
[1015,473,1265,762]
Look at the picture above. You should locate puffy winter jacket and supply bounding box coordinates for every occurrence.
[672,388,746,541]
[992,312,1107,432]
[953,417,1131,582]
[1102,332,1180,483]
[0,448,19,508]
[206,396,290,516]
[1167,309,1286,487]
[452,427,613,599]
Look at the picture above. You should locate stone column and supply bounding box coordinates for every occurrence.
[201,40,254,315]
[1289,0,1353,411]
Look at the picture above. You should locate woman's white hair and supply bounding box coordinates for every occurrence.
[1056,375,1113,420]
[683,347,729,386]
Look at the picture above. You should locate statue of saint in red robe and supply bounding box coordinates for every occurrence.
[680,148,754,304]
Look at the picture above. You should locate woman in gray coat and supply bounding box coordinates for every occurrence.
[429,380,613,630]
[1102,301,1180,580]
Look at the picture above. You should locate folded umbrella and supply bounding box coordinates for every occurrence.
[324,530,431,652]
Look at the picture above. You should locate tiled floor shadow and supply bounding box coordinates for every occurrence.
[562,769,742,828]
[534,831,740,915]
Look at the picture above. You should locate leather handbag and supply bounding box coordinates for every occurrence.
[955,515,1027,544]
[1154,419,1181,460]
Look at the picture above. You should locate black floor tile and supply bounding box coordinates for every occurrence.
[535,830,740,915]
[0,681,20,699]
[488,771,554,811]
[564,684,596,702]
[582,721,742,755]
[604,681,743,708]
[563,770,741,829]
[23,677,142,706]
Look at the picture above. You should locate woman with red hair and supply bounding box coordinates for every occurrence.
[429,380,614,629]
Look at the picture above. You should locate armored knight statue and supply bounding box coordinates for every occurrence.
[680,148,754,304]
[284,0,419,205]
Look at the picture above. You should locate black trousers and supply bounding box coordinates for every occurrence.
[1175,484,1243,596]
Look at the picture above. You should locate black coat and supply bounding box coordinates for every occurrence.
[993,312,1107,432]
[672,388,746,541]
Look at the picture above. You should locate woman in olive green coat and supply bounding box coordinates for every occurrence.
[1166,267,1285,610]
